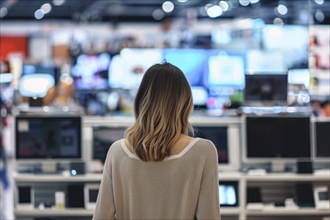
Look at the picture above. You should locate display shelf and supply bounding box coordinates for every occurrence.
[14,208,93,217]
[244,173,330,182]
[245,208,330,216]
[13,173,102,183]
[220,207,242,215]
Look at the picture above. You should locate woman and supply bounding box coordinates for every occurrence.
[93,62,220,219]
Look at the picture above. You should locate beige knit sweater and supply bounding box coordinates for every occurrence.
[93,138,220,220]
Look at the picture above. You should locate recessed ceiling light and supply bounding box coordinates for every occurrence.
[219,1,229,12]
[52,0,66,6]
[152,9,164,20]
[41,3,52,14]
[162,1,175,13]
[277,4,288,15]
[239,0,249,7]
[207,5,223,18]
[34,9,45,19]
[0,7,8,18]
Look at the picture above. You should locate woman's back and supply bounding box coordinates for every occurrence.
[93,138,220,219]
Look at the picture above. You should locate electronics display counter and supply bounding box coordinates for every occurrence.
[12,115,330,220]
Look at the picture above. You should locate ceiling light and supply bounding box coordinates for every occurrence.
[277,4,288,15]
[315,10,325,22]
[219,1,229,11]
[314,0,324,5]
[52,0,66,6]
[239,0,249,7]
[177,0,188,2]
[152,9,165,20]
[41,3,52,14]
[207,5,223,18]
[273,17,284,25]
[0,7,8,18]
[250,0,260,4]
[162,1,175,13]
[34,9,45,19]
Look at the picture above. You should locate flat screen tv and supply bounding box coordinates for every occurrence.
[93,126,127,164]
[193,126,229,164]
[244,116,311,162]
[108,48,162,89]
[314,120,330,158]
[244,73,288,106]
[71,53,110,90]
[208,51,245,89]
[15,115,82,160]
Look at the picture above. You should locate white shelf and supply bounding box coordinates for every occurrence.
[15,208,93,217]
[220,207,241,215]
[244,173,330,182]
[14,173,102,182]
[246,208,330,216]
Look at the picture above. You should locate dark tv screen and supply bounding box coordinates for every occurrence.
[244,74,288,103]
[193,126,228,164]
[15,116,81,159]
[93,127,126,163]
[246,116,311,158]
[71,53,110,90]
[315,121,330,158]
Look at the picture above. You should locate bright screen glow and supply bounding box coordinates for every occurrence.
[288,69,310,89]
[208,53,245,88]
[163,48,209,86]
[108,48,162,89]
[219,185,237,206]
[19,74,54,98]
[71,53,110,90]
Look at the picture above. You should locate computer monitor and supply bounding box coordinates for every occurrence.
[71,53,111,90]
[162,48,209,87]
[208,51,245,89]
[193,126,229,164]
[19,64,57,98]
[244,73,288,106]
[108,48,162,89]
[92,126,127,164]
[219,181,239,207]
[15,115,82,160]
[313,120,330,159]
[244,116,311,162]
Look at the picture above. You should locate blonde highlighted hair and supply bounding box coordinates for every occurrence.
[125,62,193,162]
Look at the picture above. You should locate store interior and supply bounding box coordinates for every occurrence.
[0,0,330,219]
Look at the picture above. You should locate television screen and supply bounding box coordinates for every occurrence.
[219,181,238,207]
[163,48,209,87]
[244,74,288,104]
[193,126,228,164]
[108,48,162,89]
[93,127,127,163]
[315,121,330,158]
[208,52,245,88]
[245,116,311,159]
[16,116,81,159]
[71,53,110,90]
[262,25,309,51]
[19,64,57,98]
[288,69,310,89]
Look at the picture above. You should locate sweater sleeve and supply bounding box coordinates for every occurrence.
[93,148,116,220]
[196,141,221,220]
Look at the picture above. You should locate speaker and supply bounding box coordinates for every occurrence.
[297,161,313,174]
[67,184,85,208]
[296,183,315,208]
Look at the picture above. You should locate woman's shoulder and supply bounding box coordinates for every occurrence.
[193,138,218,154]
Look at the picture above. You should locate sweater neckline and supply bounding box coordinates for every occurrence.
[120,138,200,161]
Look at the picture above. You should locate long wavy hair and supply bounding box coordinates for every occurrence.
[125,62,193,162]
